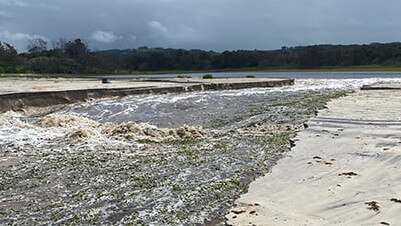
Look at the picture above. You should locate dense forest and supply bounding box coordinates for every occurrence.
[1,38,401,74]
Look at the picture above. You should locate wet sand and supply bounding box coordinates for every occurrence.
[227,89,401,225]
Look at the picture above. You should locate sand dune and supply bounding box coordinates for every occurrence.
[227,90,401,226]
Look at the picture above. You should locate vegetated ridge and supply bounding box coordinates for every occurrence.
[1,38,401,74]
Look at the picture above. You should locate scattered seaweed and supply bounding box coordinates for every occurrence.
[365,201,380,212]
[231,210,246,215]
[339,172,358,177]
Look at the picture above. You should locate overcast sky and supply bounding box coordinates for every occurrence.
[1,0,401,52]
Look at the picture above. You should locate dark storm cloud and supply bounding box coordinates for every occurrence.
[1,0,401,52]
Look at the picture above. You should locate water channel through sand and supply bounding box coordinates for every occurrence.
[1,78,401,225]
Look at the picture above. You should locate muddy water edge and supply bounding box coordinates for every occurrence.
[0,88,347,225]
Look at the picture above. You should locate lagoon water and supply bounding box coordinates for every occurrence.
[113,71,401,79]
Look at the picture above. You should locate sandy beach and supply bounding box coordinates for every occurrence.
[227,89,401,225]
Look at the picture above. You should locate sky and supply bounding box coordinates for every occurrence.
[0,0,401,52]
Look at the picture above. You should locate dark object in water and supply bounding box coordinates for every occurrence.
[102,78,111,84]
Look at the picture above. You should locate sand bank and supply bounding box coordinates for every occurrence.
[0,77,180,94]
[227,89,401,225]
[0,77,293,113]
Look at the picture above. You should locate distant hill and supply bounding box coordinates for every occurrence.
[1,39,401,74]
[96,42,401,72]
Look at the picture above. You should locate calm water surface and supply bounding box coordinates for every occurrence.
[110,71,401,79]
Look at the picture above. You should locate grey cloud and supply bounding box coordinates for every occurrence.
[91,30,121,43]
[1,0,401,52]
[0,0,27,7]
[0,30,47,41]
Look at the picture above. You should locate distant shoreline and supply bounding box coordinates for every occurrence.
[1,65,401,78]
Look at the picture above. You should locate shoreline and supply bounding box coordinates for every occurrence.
[226,89,401,225]
[2,66,401,78]
[0,77,294,113]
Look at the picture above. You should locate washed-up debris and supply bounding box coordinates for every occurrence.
[365,201,380,212]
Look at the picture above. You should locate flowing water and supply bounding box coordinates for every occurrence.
[1,77,401,225]
[59,78,401,126]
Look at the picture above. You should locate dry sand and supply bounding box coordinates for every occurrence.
[0,77,181,94]
[227,90,401,226]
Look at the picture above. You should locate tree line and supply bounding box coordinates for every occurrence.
[1,38,401,74]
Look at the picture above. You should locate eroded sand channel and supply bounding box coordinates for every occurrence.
[0,79,399,225]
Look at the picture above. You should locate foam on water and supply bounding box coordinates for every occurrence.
[0,112,207,157]
[0,112,64,150]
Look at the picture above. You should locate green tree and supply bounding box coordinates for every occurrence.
[27,38,48,56]
[0,41,19,72]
